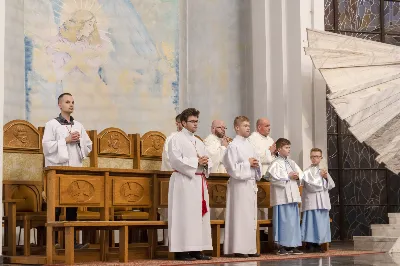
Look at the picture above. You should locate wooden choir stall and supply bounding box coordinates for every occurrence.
[1,119,327,265]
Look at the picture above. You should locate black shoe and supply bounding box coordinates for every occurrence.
[176,252,196,261]
[248,253,260,257]
[314,245,324,253]
[189,251,212,260]
[234,253,249,258]
[291,248,303,255]
[276,247,288,256]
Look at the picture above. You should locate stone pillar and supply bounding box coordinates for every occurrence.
[0,0,6,256]
[251,0,326,167]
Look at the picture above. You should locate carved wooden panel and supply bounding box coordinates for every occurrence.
[97,128,131,156]
[3,120,40,151]
[159,180,169,207]
[257,182,270,208]
[208,182,227,208]
[140,131,166,158]
[59,175,104,206]
[112,177,151,207]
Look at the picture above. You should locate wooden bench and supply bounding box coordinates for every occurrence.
[47,220,228,265]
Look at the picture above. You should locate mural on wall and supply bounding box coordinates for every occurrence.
[24,0,179,134]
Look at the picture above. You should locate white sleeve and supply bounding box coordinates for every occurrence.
[42,122,69,164]
[79,126,92,158]
[204,138,226,173]
[168,137,198,178]
[265,161,289,188]
[222,145,258,181]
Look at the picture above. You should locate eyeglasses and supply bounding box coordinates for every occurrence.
[187,120,199,124]
[215,127,227,130]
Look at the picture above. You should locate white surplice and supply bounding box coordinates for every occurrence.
[222,135,262,255]
[161,131,178,171]
[42,118,92,167]
[266,156,303,207]
[301,165,335,212]
[204,133,226,222]
[167,128,213,252]
[158,131,178,244]
[248,132,274,222]
[204,134,227,174]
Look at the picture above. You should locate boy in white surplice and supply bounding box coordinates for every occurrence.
[222,116,262,258]
[301,148,335,253]
[265,138,303,255]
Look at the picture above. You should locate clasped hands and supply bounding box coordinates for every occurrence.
[248,158,259,168]
[289,171,300,180]
[65,131,80,144]
[198,155,209,166]
[320,169,328,179]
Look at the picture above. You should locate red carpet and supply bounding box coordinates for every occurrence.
[64,249,383,266]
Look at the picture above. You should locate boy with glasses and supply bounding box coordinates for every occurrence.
[301,148,335,253]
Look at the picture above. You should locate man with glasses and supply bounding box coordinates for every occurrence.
[204,120,229,244]
[167,108,213,261]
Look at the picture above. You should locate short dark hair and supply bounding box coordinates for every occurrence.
[234,116,250,127]
[58,93,72,103]
[310,148,323,154]
[175,114,181,122]
[180,108,200,122]
[276,138,291,150]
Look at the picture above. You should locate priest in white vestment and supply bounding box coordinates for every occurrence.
[223,116,262,257]
[266,138,304,255]
[204,120,229,244]
[248,118,275,231]
[168,108,212,261]
[158,114,182,245]
[301,148,335,253]
[42,93,92,249]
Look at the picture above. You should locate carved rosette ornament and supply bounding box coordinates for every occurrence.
[67,180,95,202]
[120,182,144,202]
[209,184,227,204]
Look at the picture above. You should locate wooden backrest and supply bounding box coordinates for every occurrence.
[96,127,139,169]
[140,131,166,170]
[3,120,43,182]
[3,180,43,213]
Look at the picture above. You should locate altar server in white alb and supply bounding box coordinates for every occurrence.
[223,116,262,258]
[301,148,335,253]
[248,117,275,231]
[42,92,92,249]
[168,108,213,261]
[266,138,303,255]
[158,114,182,245]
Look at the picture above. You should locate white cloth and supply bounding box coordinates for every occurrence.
[167,128,213,252]
[248,132,274,223]
[266,156,303,207]
[248,132,275,175]
[42,119,92,167]
[161,132,178,171]
[222,135,261,255]
[204,134,227,174]
[301,165,335,212]
[204,133,226,231]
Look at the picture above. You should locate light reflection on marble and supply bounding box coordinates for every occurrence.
[196,253,400,265]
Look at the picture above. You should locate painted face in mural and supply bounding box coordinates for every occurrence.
[58,94,75,114]
[60,10,100,45]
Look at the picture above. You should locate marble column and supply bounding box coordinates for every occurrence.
[0,0,5,256]
[251,0,326,167]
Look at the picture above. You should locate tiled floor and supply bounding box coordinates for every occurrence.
[193,242,400,266]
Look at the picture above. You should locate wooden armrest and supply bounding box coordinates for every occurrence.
[3,199,26,203]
